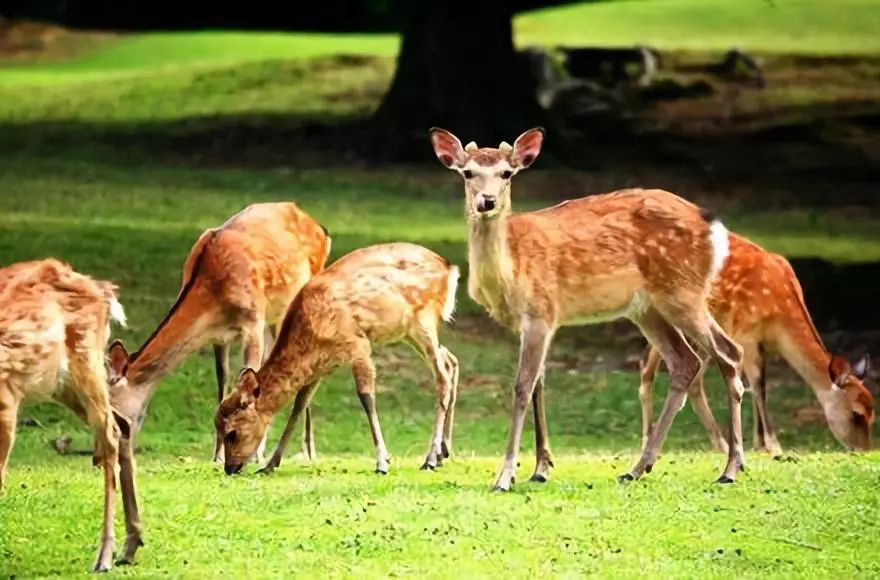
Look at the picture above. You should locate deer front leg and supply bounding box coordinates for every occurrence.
[493,316,554,492]
[744,345,781,455]
[353,356,390,475]
[258,382,319,475]
[212,343,231,463]
[242,321,268,462]
[687,366,729,454]
[528,373,554,483]
[0,392,20,491]
[116,433,144,566]
[301,406,316,460]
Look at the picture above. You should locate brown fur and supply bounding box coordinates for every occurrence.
[216,243,460,475]
[430,127,746,489]
[107,202,330,452]
[640,233,875,453]
[0,259,142,572]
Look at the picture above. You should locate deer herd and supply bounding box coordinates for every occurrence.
[0,129,874,572]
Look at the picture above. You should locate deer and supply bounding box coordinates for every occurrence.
[215,243,460,476]
[0,259,142,572]
[638,233,874,455]
[105,202,331,462]
[430,127,747,491]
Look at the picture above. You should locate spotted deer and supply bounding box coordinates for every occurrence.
[0,259,142,572]
[638,233,874,454]
[106,202,330,462]
[430,127,746,490]
[215,243,460,476]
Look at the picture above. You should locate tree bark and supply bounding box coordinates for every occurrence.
[373,0,548,158]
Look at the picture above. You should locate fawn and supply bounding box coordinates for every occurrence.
[638,233,874,454]
[0,259,142,572]
[215,243,460,476]
[106,202,330,461]
[430,127,745,491]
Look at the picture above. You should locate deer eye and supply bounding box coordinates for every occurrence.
[462,170,474,179]
[225,430,238,444]
[500,170,513,179]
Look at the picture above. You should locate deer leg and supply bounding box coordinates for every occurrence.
[258,382,319,475]
[745,345,781,455]
[242,320,268,462]
[622,307,701,482]
[212,343,231,463]
[493,316,554,492]
[418,341,455,471]
[529,373,554,483]
[301,405,316,461]
[638,346,662,453]
[687,365,729,454]
[0,391,20,491]
[441,348,460,459]
[116,431,144,566]
[352,355,390,475]
[92,418,120,573]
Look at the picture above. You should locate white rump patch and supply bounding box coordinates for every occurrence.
[442,266,460,322]
[109,297,127,327]
[708,220,730,278]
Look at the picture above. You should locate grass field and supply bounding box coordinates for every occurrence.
[1,1,880,577]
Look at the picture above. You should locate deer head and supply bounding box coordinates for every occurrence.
[825,354,874,450]
[215,368,271,474]
[429,127,544,220]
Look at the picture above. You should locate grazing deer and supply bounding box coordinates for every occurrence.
[430,127,745,491]
[105,202,330,461]
[0,259,142,572]
[638,234,874,454]
[215,243,460,476]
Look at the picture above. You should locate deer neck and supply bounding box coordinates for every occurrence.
[779,328,835,401]
[254,340,320,418]
[468,210,516,325]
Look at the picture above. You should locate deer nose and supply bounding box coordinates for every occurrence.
[225,462,243,475]
[476,195,496,213]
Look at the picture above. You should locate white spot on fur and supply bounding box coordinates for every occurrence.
[708,219,730,277]
[109,297,127,327]
[442,266,460,322]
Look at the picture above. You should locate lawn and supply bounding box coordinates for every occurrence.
[1,1,880,576]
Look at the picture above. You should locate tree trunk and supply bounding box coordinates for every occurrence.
[373,0,548,159]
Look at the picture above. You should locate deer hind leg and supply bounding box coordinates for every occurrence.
[352,350,391,475]
[440,348,460,459]
[493,316,555,492]
[409,317,456,471]
[687,364,729,454]
[638,346,662,453]
[663,303,745,483]
[622,306,701,482]
[528,373,554,483]
[258,381,319,475]
[0,388,20,491]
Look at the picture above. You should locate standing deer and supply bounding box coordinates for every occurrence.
[215,243,460,476]
[430,127,745,491]
[638,233,874,454]
[106,202,330,461]
[0,259,142,572]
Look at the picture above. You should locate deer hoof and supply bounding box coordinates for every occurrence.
[528,473,547,483]
[491,484,510,493]
[617,473,635,485]
[419,462,436,471]
[715,475,735,484]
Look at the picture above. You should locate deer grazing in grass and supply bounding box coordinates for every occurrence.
[215,243,460,476]
[105,202,330,461]
[430,127,746,491]
[638,233,874,455]
[0,259,142,572]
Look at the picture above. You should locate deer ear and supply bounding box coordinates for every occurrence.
[829,355,852,387]
[107,340,129,378]
[429,127,466,169]
[852,355,870,381]
[237,368,261,402]
[512,127,545,169]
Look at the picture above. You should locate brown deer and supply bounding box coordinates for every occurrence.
[430,127,745,491]
[638,233,874,455]
[0,259,142,572]
[215,243,460,476]
[106,202,330,461]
